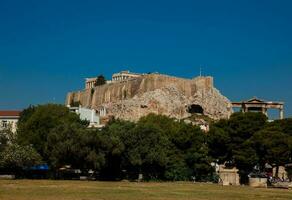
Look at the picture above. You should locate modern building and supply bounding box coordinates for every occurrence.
[232,97,284,119]
[0,110,22,133]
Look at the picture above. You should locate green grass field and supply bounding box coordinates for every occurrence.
[0,180,292,200]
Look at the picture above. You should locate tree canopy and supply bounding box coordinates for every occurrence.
[100,114,213,181]
[208,112,292,182]
[16,104,107,171]
[94,75,106,86]
[2,103,291,182]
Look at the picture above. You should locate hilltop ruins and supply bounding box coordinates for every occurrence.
[66,71,233,124]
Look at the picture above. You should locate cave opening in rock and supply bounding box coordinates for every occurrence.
[187,104,204,114]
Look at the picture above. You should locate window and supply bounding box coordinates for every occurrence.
[1,120,8,128]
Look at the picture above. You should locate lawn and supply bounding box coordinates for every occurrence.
[0,180,292,200]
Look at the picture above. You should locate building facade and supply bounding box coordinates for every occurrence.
[0,110,21,133]
[68,106,101,128]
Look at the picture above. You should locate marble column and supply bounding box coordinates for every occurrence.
[280,108,284,119]
[242,105,246,113]
[262,107,268,117]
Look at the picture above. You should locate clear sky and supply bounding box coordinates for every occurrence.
[0,0,291,118]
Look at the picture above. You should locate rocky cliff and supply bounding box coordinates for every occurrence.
[66,74,233,121]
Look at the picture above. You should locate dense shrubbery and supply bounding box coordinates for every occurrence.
[1,104,292,182]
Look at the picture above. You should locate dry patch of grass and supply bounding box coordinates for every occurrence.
[0,180,292,200]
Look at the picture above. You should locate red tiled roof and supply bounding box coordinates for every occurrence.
[0,111,22,117]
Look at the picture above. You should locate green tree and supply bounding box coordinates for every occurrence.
[16,104,116,177]
[69,100,81,107]
[168,121,212,181]
[0,144,42,173]
[232,140,258,183]
[0,130,10,152]
[123,123,169,180]
[46,123,108,171]
[252,125,290,177]
[17,104,92,170]
[100,119,135,180]
[18,105,35,124]
[94,75,106,86]
[270,118,292,136]
[208,112,267,183]
[208,119,231,163]
[17,104,88,160]
[136,114,213,181]
[100,114,213,181]
[100,117,172,180]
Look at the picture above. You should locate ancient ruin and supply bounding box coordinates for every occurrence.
[232,97,284,119]
[218,165,240,186]
[67,71,233,123]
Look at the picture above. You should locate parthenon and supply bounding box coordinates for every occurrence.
[112,70,142,82]
[232,97,284,119]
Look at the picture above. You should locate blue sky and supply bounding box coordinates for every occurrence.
[0,0,291,118]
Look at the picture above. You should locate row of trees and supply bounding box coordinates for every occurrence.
[1,104,292,182]
[208,112,292,183]
[5,104,212,181]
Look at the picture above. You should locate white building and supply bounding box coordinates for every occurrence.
[68,106,101,128]
[0,110,21,133]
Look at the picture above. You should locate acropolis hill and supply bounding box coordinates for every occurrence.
[66,71,233,122]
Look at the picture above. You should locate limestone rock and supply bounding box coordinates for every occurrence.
[66,74,233,121]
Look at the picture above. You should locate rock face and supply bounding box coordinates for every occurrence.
[66,74,233,121]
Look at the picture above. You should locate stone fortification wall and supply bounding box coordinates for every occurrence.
[66,74,232,121]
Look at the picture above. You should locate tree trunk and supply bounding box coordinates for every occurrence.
[275,165,279,178]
